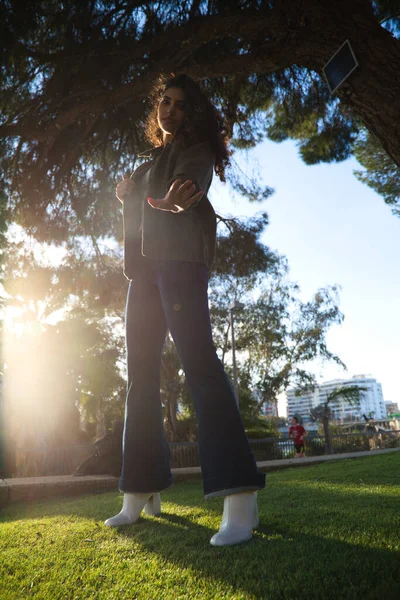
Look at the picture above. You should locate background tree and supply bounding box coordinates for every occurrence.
[209,215,347,421]
[2,229,127,448]
[2,214,350,455]
[353,128,400,217]
[241,281,346,417]
[310,385,367,453]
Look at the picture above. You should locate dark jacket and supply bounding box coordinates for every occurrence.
[123,139,217,280]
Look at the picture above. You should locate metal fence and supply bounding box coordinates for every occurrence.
[11,430,400,477]
[14,444,95,478]
[250,431,400,462]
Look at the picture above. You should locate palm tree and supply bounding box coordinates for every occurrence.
[310,386,367,454]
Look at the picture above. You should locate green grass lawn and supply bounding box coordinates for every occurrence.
[1,452,400,600]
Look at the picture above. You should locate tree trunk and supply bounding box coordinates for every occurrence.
[252,391,275,417]
[195,1,400,167]
[96,400,106,440]
[167,392,178,441]
[273,397,279,418]
[298,1,400,168]
[323,411,333,455]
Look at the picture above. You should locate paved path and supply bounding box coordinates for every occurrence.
[1,447,399,507]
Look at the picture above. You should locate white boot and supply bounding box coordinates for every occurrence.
[210,492,258,546]
[144,492,161,516]
[104,492,161,527]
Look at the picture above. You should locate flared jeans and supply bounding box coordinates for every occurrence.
[119,260,265,498]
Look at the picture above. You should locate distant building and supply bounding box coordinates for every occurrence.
[385,401,399,415]
[286,387,319,424]
[263,403,278,417]
[250,388,279,417]
[286,375,387,424]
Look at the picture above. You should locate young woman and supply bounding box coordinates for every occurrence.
[105,74,265,546]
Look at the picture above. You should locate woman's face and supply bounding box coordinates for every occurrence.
[157,87,186,137]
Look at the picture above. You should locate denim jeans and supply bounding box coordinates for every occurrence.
[119,260,265,498]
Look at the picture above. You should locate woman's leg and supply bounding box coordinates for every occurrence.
[118,276,172,494]
[157,261,265,498]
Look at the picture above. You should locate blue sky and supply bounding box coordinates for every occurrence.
[209,138,400,415]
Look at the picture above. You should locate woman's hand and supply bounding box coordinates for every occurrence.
[147,179,204,213]
[116,174,136,203]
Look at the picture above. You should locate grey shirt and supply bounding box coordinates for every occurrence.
[122,139,217,280]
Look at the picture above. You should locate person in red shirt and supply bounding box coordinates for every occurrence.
[288,417,307,458]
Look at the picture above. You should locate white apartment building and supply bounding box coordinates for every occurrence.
[286,375,387,423]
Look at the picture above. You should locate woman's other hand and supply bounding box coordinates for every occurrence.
[147,179,204,213]
[116,174,136,203]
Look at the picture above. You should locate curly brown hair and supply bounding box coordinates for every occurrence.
[145,73,231,182]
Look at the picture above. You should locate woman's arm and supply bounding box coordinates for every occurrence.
[147,179,204,212]
[148,141,215,213]
[167,141,215,194]
[116,174,136,203]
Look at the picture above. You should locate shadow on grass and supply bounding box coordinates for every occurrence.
[2,479,400,599]
[111,512,400,600]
